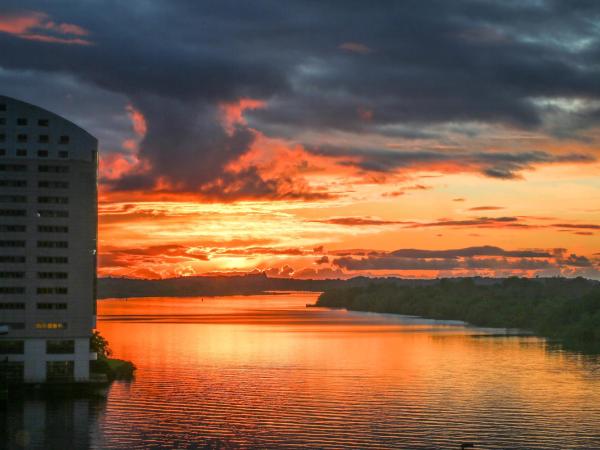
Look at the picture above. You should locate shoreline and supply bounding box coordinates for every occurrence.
[316,277,600,354]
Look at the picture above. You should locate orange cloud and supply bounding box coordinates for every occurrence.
[126,104,147,137]
[0,10,92,45]
[219,98,266,134]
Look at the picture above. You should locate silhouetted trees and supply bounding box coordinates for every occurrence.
[317,277,600,351]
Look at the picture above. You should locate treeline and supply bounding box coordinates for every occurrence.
[98,273,368,298]
[317,277,600,351]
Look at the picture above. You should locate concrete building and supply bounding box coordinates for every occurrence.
[0,95,98,383]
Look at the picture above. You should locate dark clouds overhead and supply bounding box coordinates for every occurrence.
[1,0,600,197]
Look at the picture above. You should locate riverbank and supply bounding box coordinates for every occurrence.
[92,357,136,381]
[316,277,600,353]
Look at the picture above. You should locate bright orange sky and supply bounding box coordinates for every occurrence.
[2,4,599,279]
[96,100,600,279]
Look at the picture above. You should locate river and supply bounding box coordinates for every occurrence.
[4,292,600,449]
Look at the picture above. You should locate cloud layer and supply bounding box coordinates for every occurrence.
[1,1,599,199]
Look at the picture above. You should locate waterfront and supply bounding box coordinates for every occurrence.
[4,292,600,449]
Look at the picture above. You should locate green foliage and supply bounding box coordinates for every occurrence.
[317,277,600,351]
[89,331,136,380]
[90,330,112,358]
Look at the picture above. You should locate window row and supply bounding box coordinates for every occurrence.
[35,322,68,329]
[0,339,74,355]
[0,302,66,310]
[0,225,68,232]
[0,164,69,172]
[0,149,69,158]
[0,134,70,144]
[37,287,68,294]
[0,256,26,263]
[0,256,68,264]
[0,196,68,203]
[0,117,50,127]
[0,179,27,187]
[0,287,68,294]
[38,196,69,204]
[0,209,69,217]
[0,272,68,278]
[0,241,69,247]
[0,195,26,202]
[0,224,26,232]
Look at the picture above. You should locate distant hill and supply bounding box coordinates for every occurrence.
[97,273,544,299]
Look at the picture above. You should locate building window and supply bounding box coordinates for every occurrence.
[47,361,74,381]
[0,118,5,125]
[38,119,49,127]
[37,225,69,233]
[38,135,49,143]
[37,272,68,279]
[46,340,75,354]
[0,148,5,155]
[17,118,28,126]
[38,165,69,173]
[0,103,6,111]
[36,287,68,295]
[38,180,68,188]
[16,149,27,157]
[38,196,69,204]
[0,240,26,247]
[0,134,5,142]
[36,322,68,330]
[0,287,25,294]
[37,210,68,218]
[0,340,24,354]
[37,256,68,264]
[0,209,26,216]
[0,164,27,172]
[58,151,69,158]
[59,135,70,144]
[17,134,27,143]
[38,150,48,157]
[0,225,26,232]
[0,272,25,278]
[37,241,68,248]
[37,303,67,310]
[0,362,24,382]
[0,256,26,263]
[0,322,25,330]
[0,180,27,187]
[0,195,27,202]
[0,303,25,309]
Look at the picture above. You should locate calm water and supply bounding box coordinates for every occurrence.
[4,292,600,449]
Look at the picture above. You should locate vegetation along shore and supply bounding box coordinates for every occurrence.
[317,277,600,353]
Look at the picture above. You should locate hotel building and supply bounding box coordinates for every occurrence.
[0,95,98,383]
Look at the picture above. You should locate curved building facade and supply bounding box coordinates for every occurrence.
[0,95,98,383]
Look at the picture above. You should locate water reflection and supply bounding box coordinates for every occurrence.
[2,395,105,449]
[4,292,600,449]
[92,293,600,449]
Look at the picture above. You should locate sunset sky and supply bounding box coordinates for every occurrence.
[1,1,599,279]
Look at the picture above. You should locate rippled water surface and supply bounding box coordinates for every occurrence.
[6,292,600,449]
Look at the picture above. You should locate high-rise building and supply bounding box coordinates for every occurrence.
[0,95,98,383]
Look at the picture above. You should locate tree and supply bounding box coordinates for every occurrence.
[90,330,112,358]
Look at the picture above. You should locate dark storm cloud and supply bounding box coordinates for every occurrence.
[308,147,595,179]
[389,246,551,259]
[1,1,600,196]
[331,245,588,271]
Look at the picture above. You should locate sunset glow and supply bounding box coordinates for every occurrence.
[2,3,599,280]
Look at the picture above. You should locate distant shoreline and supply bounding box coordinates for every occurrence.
[316,277,600,354]
[97,274,599,299]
